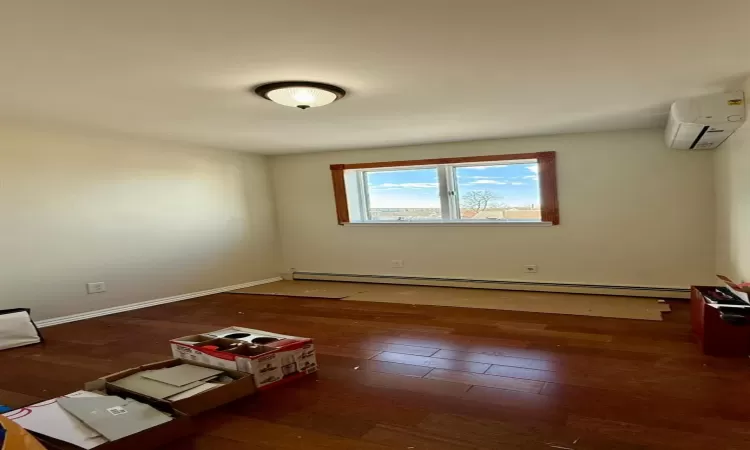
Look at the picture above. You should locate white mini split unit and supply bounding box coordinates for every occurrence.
[665,91,746,150]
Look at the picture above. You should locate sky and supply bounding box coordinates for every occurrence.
[366,163,540,208]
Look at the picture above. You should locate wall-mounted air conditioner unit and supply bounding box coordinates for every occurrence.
[665,91,745,150]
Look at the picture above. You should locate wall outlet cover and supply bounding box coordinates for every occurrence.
[87,282,107,294]
[391,260,404,268]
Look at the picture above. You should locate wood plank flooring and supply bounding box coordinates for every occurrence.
[1,292,750,449]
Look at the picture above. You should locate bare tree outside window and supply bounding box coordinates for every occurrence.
[461,190,501,213]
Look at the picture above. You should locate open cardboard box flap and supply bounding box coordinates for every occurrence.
[717,275,750,305]
[21,392,191,450]
[31,413,190,450]
[86,359,256,416]
[717,274,750,293]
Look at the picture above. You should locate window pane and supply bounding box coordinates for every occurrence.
[365,168,441,221]
[455,162,541,221]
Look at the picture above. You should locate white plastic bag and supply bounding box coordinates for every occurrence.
[0,309,42,351]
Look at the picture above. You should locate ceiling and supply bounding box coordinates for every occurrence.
[1,1,749,154]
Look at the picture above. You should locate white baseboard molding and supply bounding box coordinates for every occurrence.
[35,277,282,328]
[293,272,689,299]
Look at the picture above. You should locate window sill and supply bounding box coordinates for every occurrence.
[342,221,553,227]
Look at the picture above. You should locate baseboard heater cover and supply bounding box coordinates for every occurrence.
[293,272,689,299]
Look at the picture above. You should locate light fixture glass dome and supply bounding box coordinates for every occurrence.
[254,81,346,109]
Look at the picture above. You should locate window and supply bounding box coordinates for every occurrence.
[361,167,441,221]
[330,152,558,225]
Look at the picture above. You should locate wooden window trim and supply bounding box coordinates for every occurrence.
[330,152,559,225]
[537,152,559,225]
[330,165,350,224]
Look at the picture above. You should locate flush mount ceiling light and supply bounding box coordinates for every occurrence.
[254,81,346,110]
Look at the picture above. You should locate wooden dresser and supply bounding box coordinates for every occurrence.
[691,286,750,357]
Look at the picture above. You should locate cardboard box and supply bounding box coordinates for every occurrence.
[170,327,318,389]
[4,359,254,450]
[6,391,191,450]
[85,359,257,416]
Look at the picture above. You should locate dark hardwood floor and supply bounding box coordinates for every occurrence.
[2,293,750,449]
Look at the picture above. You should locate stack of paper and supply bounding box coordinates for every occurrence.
[167,382,222,401]
[111,364,224,400]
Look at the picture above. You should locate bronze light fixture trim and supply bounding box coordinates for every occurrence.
[254,81,346,109]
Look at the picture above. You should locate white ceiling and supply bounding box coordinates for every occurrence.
[1,1,749,154]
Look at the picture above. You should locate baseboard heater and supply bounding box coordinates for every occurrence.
[293,272,690,299]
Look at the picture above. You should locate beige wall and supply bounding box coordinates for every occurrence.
[715,78,750,282]
[1,120,726,322]
[272,129,716,288]
[0,123,280,320]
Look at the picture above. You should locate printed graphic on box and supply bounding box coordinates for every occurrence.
[295,343,318,374]
[238,353,283,388]
[171,343,238,371]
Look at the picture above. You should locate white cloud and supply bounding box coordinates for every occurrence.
[371,182,438,189]
[467,176,506,180]
[511,182,524,185]
[526,166,539,174]
[523,175,539,181]
[461,165,508,170]
[468,180,507,185]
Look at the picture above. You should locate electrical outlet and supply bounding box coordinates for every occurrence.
[86,282,107,294]
[524,265,538,273]
[391,260,404,268]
